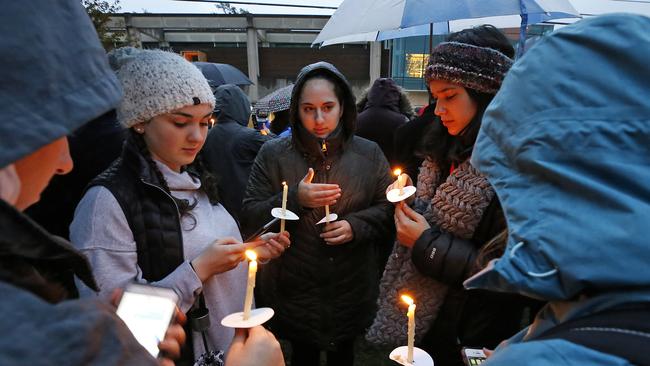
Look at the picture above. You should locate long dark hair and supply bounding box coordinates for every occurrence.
[127,130,220,226]
[417,25,514,174]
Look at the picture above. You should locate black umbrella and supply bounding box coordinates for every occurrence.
[193,62,253,88]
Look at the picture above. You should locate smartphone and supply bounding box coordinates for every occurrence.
[244,217,280,242]
[116,283,179,358]
[462,348,487,366]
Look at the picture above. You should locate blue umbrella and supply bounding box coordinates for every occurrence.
[193,62,253,88]
[314,0,580,56]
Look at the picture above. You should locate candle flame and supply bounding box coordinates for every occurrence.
[245,250,257,261]
[393,168,402,177]
[282,181,287,186]
[401,294,414,305]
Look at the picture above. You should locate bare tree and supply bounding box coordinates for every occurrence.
[214,2,250,14]
[82,0,123,50]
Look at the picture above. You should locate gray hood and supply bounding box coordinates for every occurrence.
[214,84,251,126]
[0,0,122,168]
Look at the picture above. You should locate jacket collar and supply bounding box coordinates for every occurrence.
[294,124,346,163]
[0,199,98,294]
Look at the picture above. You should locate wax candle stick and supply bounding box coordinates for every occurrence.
[280,181,288,233]
[243,250,258,320]
[394,168,406,195]
[325,204,330,224]
[401,294,416,363]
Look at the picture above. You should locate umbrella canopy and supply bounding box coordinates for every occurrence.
[254,84,293,115]
[318,13,565,46]
[193,62,253,88]
[314,0,579,54]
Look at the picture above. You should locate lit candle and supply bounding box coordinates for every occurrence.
[394,168,406,195]
[325,204,330,224]
[280,181,288,233]
[243,250,258,320]
[401,294,416,363]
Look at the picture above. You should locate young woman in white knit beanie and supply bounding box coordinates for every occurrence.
[70,47,290,364]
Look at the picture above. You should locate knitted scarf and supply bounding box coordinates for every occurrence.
[366,158,494,346]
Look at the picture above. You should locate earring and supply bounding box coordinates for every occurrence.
[135,127,144,133]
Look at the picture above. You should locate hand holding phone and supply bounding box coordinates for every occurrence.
[246,230,291,260]
[244,217,280,242]
[462,347,487,366]
[116,283,179,358]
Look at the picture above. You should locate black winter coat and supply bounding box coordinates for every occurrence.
[241,135,395,349]
[203,84,271,221]
[393,104,436,184]
[356,78,409,166]
[241,62,395,350]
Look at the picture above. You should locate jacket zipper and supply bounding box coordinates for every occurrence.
[141,179,181,215]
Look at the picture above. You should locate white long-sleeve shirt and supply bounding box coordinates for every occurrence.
[70,160,247,356]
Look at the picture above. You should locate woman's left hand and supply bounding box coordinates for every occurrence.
[246,231,291,260]
[394,202,430,247]
[320,220,354,245]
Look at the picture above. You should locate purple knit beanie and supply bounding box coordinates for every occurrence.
[425,41,513,94]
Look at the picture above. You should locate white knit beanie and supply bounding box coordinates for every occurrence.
[109,47,215,128]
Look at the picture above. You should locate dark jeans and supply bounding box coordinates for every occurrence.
[290,339,354,366]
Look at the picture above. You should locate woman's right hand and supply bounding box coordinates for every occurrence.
[298,168,341,208]
[226,326,285,366]
[191,237,247,282]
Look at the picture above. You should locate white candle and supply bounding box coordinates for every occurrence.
[394,168,406,195]
[280,181,288,233]
[243,250,258,320]
[401,294,416,363]
[325,204,330,224]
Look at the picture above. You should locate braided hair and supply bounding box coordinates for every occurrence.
[127,129,221,229]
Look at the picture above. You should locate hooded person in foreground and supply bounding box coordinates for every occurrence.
[464,13,650,366]
[0,1,183,364]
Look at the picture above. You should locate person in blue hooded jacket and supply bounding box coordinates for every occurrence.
[0,1,185,365]
[463,13,650,366]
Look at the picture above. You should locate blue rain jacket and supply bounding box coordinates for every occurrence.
[0,1,122,168]
[464,14,650,365]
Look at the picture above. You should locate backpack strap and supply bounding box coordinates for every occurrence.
[534,303,650,365]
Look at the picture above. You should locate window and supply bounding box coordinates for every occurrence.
[180,50,207,62]
[390,34,445,91]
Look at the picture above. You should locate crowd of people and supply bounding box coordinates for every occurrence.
[1,1,648,365]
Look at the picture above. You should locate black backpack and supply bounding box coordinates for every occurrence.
[533,303,650,365]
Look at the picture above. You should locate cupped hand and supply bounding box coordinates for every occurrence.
[298,168,341,208]
[225,326,285,366]
[320,219,354,245]
[394,202,430,247]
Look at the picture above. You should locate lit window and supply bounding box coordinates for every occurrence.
[405,53,428,78]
